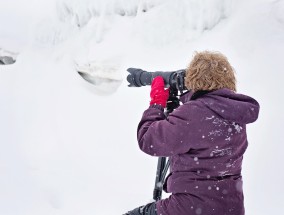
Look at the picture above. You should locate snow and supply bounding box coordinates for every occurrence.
[1,0,284,214]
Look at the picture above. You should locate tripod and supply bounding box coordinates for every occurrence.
[152,88,180,201]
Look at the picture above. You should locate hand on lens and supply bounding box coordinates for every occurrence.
[150,76,170,108]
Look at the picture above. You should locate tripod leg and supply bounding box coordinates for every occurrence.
[153,157,167,201]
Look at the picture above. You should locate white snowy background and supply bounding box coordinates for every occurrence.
[0,0,283,214]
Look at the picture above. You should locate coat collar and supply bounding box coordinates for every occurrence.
[180,90,193,104]
[180,90,212,103]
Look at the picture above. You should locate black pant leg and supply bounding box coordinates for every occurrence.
[123,202,157,215]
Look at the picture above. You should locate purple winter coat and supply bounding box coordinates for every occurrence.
[137,88,259,215]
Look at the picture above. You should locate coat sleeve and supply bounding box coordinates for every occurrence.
[137,103,199,157]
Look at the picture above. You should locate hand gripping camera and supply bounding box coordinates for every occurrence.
[127,68,188,112]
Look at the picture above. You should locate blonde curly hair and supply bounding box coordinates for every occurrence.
[185,51,236,92]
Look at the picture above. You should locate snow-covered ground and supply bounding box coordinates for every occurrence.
[1,0,284,214]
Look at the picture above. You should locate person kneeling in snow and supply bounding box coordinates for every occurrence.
[124,51,259,215]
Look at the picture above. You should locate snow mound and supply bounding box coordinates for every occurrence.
[76,58,123,95]
[0,48,18,64]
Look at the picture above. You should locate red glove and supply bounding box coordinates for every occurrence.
[150,76,170,108]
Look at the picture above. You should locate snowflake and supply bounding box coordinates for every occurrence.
[210,147,232,157]
[232,122,243,133]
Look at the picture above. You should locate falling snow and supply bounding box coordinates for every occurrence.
[0,0,277,214]
[232,122,243,133]
[218,170,230,177]
[225,137,231,141]
[206,116,215,120]
[210,147,232,157]
[208,129,223,137]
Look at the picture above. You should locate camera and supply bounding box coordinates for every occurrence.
[126,68,187,93]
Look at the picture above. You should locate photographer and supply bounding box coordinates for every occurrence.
[125,51,259,215]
